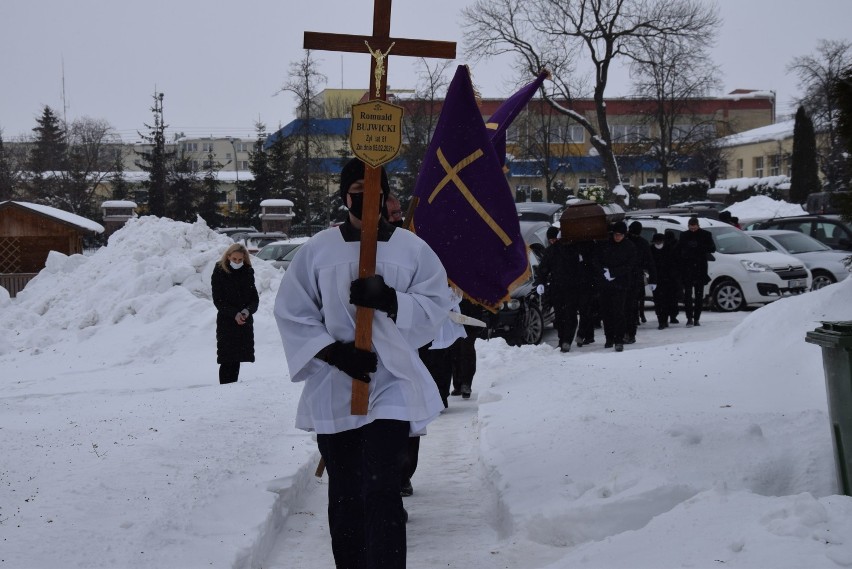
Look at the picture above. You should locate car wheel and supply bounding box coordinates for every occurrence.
[711,279,745,312]
[509,302,544,346]
[810,270,836,290]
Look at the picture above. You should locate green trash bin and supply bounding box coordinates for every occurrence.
[805,321,852,496]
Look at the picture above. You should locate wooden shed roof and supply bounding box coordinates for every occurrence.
[0,201,105,234]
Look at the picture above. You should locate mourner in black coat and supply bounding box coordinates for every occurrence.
[626,221,657,342]
[599,221,638,351]
[676,217,716,327]
[212,243,259,384]
[649,232,680,329]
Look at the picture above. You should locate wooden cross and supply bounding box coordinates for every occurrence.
[304,0,456,415]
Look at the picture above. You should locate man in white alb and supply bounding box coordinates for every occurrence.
[274,158,452,569]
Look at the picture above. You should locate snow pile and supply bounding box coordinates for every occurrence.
[0,215,282,355]
[725,195,806,221]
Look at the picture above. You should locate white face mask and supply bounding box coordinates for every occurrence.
[229,261,244,270]
[654,243,664,250]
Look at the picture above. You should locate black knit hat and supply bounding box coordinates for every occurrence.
[339,158,391,205]
[611,221,628,234]
[546,226,559,241]
[688,216,700,226]
[628,220,642,235]
[652,232,665,243]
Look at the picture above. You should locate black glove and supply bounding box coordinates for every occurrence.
[350,275,398,317]
[326,341,377,383]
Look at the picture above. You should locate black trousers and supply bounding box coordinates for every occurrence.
[683,280,705,321]
[552,295,580,345]
[219,362,240,384]
[317,420,409,569]
[449,336,477,391]
[418,344,452,405]
[626,284,645,337]
[653,281,679,324]
[601,287,629,344]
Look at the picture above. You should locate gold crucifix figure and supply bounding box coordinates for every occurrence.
[365,41,395,97]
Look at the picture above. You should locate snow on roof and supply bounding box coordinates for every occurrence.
[707,187,730,195]
[6,201,104,233]
[638,193,661,200]
[718,119,794,147]
[712,175,790,193]
[101,200,137,208]
[260,199,294,207]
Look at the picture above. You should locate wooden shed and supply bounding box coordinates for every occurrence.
[0,201,104,296]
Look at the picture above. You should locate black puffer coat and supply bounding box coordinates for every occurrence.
[212,263,259,364]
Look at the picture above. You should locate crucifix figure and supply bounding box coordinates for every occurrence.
[365,40,395,97]
[305,0,456,416]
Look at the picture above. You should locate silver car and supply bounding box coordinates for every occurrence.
[255,241,301,269]
[747,229,852,290]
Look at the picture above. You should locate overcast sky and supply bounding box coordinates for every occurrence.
[2,0,849,143]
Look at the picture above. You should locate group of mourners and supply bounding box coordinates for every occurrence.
[535,215,717,353]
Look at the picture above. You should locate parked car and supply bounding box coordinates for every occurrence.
[624,214,811,311]
[276,243,304,271]
[215,226,257,240]
[236,232,290,254]
[515,202,564,223]
[477,247,554,346]
[746,229,852,290]
[754,214,852,251]
[805,191,852,215]
[255,241,302,269]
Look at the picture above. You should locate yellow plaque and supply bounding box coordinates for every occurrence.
[350,100,404,168]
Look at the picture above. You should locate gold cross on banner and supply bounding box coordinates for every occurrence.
[428,148,513,246]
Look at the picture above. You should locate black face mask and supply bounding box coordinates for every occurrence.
[347,192,385,220]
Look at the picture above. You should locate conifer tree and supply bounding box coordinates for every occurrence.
[108,150,130,201]
[27,106,67,203]
[0,132,20,201]
[789,106,822,204]
[197,150,224,228]
[136,93,171,216]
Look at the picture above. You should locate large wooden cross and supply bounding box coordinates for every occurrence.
[305,0,456,415]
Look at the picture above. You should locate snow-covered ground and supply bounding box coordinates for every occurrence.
[2,199,852,568]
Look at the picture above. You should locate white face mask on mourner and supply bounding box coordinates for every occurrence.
[230,261,244,270]
[654,243,664,249]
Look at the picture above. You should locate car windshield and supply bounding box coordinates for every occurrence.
[282,245,302,261]
[708,226,766,254]
[256,244,295,260]
[772,232,831,253]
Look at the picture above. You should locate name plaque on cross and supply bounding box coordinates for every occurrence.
[350,100,404,167]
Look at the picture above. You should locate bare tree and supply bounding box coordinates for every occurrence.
[0,130,25,201]
[280,50,330,234]
[62,117,120,216]
[462,0,720,197]
[789,39,852,191]
[397,58,453,204]
[628,33,722,203]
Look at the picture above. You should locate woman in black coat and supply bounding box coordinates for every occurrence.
[212,243,259,384]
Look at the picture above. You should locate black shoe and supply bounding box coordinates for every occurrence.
[461,385,471,399]
[686,318,694,328]
[640,315,647,323]
[560,342,572,353]
[450,389,461,396]
[442,397,449,409]
[614,344,624,352]
[624,335,636,344]
[657,323,667,330]
[576,337,584,347]
[584,338,595,345]
[604,342,613,349]
[694,321,701,326]
[400,480,413,497]
[670,317,679,324]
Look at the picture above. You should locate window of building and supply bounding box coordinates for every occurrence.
[202,160,215,169]
[240,160,250,170]
[610,124,649,143]
[753,156,764,178]
[202,143,214,153]
[736,158,743,178]
[578,177,597,188]
[565,125,584,143]
[646,177,663,184]
[225,153,232,161]
[769,154,781,176]
[235,143,249,152]
[191,160,200,170]
[183,142,198,152]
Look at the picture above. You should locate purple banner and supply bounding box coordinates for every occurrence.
[412,66,529,310]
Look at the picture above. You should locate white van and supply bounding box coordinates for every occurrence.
[624,214,811,311]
